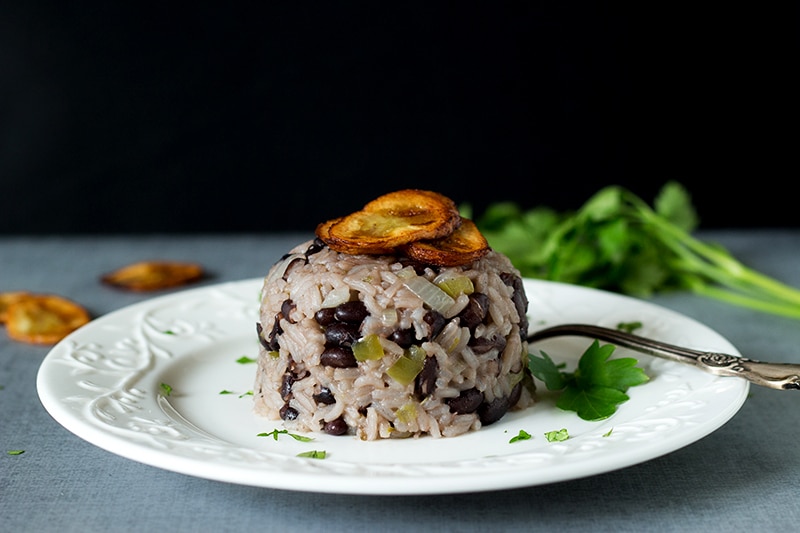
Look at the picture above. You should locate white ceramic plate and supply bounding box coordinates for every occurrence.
[37,278,748,495]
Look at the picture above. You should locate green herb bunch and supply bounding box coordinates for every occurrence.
[471,182,800,319]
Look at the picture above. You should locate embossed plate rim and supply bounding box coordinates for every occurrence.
[36,278,749,495]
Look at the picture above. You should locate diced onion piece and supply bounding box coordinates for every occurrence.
[321,286,351,308]
[435,275,474,298]
[395,266,418,280]
[380,308,398,327]
[403,276,455,314]
[434,321,464,355]
[352,334,384,362]
[387,345,426,385]
[395,402,418,424]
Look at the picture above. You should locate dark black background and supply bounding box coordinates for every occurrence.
[1,3,797,234]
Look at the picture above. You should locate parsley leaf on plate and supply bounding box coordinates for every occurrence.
[509,429,532,443]
[544,428,570,442]
[529,340,649,421]
[296,450,327,459]
[257,429,314,442]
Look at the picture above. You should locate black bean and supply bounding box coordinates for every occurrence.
[501,272,529,338]
[313,386,336,405]
[280,372,294,400]
[324,322,360,347]
[279,403,299,421]
[398,257,428,275]
[319,346,358,368]
[314,307,337,326]
[266,314,282,351]
[469,335,507,355]
[334,300,368,324]
[424,310,447,338]
[281,299,297,324]
[446,387,484,414]
[323,416,349,436]
[256,322,270,349]
[282,257,306,280]
[305,238,326,256]
[388,327,416,348]
[459,292,490,329]
[478,395,510,425]
[415,355,439,398]
[507,380,523,408]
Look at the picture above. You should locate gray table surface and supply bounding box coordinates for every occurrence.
[2,231,800,532]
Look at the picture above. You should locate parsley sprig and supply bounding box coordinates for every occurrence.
[529,340,649,421]
[257,429,314,442]
[472,182,800,319]
[509,430,532,443]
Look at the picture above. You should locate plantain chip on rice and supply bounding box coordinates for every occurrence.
[316,189,461,255]
[101,261,204,291]
[404,218,490,266]
[0,291,31,323]
[5,294,91,345]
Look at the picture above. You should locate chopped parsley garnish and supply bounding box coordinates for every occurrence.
[544,428,570,442]
[509,429,532,443]
[616,321,643,334]
[257,429,314,442]
[236,355,257,364]
[529,340,649,421]
[296,450,327,459]
[159,383,173,396]
[219,389,253,398]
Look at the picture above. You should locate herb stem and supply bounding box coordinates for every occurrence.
[632,197,800,315]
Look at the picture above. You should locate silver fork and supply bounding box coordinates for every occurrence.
[527,324,800,390]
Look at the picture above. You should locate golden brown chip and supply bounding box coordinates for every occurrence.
[404,218,490,266]
[0,291,31,323]
[100,261,204,291]
[5,294,91,345]
[317,189,462,255]
[314,217,343,247]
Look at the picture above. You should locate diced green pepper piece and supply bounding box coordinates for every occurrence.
[436,276,475,298]
[387,345,426,385]
[352,334,384,361]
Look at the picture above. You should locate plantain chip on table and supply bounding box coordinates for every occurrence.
[0,291,31,323]
[100,260,204,292]
[3,293,90,345]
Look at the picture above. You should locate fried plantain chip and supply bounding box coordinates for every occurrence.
[317,189,462,255]
[101,261,204,291]
[314,216,344,248]
[5,294,90,345]
[0,291,31,323]
[404,218,490,266]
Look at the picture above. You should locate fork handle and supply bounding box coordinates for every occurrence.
[527,324,800,391]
